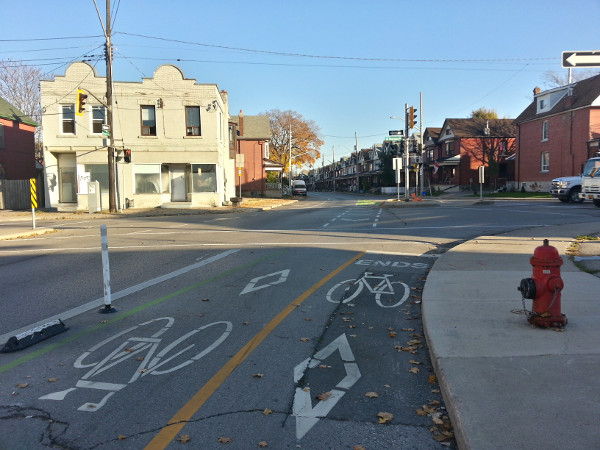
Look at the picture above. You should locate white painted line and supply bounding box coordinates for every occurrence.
[0,249,239,345]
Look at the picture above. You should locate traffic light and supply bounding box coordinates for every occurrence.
[76,89,87,116]
[409,106,417,129]
[124,149,131,163]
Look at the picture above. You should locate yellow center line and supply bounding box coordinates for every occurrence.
[145,250,366,449]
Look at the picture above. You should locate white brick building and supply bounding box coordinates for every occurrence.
[41,62,235,210]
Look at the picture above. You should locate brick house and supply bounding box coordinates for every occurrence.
[428,118,515,189]
[0,96,37,180]
[41,62,234,211]
[514,74,600,191]
[229,111,283,197]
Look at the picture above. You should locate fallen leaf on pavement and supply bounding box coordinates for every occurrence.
[409,367,420,374]
[409,360,422,365]
[48,378,58,383]
[365,392,379,398]
[263,408,272,416]
[300,338,309,342]
[316,392,332,401]
[218,436,232,444]
[258,441,268,448]
[16,384,29,388]
[202,298,210,302]
[377,412,394,424]
[253,373,264,378]
[389,331,397,338]
[354,446,366,450]
[177,434,191,443]
[428,375,437,384]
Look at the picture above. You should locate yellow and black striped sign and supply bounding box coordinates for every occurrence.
[30,178,37,209]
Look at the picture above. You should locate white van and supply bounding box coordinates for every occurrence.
[291,180,307,196]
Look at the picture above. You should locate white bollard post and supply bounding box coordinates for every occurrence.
[99,225,116,313]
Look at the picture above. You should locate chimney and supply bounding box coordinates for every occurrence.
[533,86,541,96]
[239,110,244,137]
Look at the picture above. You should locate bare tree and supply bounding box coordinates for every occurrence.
[542,69,600,88]
[0,59,45,159]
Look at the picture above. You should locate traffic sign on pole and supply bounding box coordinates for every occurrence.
[562,51,600,68]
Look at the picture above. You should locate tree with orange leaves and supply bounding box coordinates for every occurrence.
[265,109,323,176]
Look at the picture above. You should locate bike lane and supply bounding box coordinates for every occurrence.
[0,246,450,449]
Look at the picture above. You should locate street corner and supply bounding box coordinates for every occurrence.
[571,234,600,277]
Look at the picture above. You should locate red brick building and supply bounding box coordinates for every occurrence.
[0,96,37,180]
[424,118,515,189]
[514,74,600,191]
[230,111,283,197]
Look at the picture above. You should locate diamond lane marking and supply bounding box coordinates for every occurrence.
[239,269,290,295]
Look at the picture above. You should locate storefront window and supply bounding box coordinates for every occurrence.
[84,164,109,193]
[192,164,217,192]
[135,164,161,193]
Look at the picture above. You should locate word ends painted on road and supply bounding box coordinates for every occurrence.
[355,259,429,269]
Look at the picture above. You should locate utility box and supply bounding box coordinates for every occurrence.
[88,180,101,213]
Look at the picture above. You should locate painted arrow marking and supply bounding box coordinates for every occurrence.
[292,333,361,439]
[239,269,290,295]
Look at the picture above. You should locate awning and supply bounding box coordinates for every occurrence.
[435,155,460,166]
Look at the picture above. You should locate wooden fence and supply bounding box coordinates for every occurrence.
[0,175,44,210]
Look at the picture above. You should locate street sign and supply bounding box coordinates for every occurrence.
[562,51,600,68]
[389,130,403,136]
[385,136,404,141]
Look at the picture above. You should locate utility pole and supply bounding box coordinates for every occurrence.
[419,92,424,196]
[404,103,410,201]
[100,0,117,213]
[355,132,359,193]
[332,146,336,192]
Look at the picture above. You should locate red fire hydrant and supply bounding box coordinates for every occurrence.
[518,239,567,328]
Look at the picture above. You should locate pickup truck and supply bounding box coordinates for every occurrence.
[579,156,600,207]
[550,175,583,203]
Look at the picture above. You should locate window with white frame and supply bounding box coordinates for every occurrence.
[141,106,156,136]
[135,164,161,193]
[541,151,550,172]
[61,104,75,134]
[185,106,201,136]
[541,120,548,141]
[92,106,106,134]
[264,142,270,159]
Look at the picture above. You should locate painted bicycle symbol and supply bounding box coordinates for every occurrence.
[40,317,232,411]
[326,272,409,308]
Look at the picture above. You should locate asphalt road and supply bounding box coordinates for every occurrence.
[1,192,598,449]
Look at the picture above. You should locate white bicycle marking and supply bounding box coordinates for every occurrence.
[40,317,232,411]
[326,272,410,308]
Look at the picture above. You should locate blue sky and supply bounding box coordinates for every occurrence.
[3,0,599,164]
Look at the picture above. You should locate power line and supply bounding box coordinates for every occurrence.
[116,31,556,64]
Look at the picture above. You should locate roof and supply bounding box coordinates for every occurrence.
[440,118,515,139]
[514,73,600,124]
[0,96,37,126]
[230,114,271,140]
[424,127,442,143]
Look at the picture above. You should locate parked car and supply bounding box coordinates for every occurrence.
[550,176,583,203]
[291,179,307,196]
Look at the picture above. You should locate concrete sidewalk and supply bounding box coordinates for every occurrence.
[423,222,600,449]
